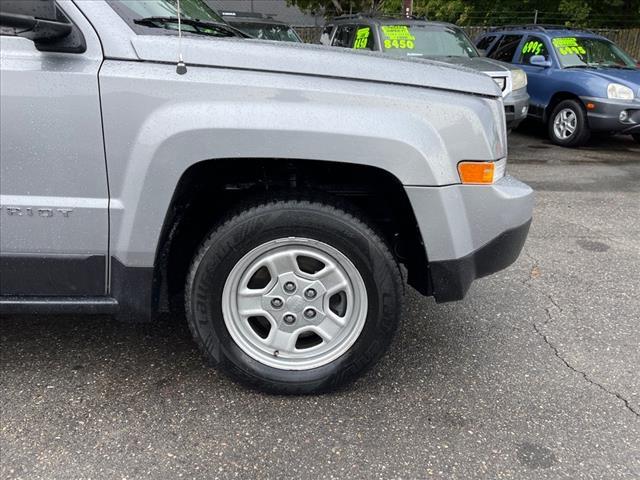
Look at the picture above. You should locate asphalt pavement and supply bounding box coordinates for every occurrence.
[1,124,639,479]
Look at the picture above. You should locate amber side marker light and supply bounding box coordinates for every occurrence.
[458,161,495,184]
[586,102,596,110]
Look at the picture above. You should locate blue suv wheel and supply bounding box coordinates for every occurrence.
[549,99,591,147]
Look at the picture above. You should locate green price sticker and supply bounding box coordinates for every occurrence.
[353,27,370,49]
[552,37,587,55]
[522,41,544,55]
[381,25,415,49]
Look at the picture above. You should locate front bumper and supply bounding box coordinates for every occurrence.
[429,219,531,302]
[504,88,530,129]
[405,175,534,302]
[581,96,640,134]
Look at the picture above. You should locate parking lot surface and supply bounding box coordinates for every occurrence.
[1,126,639,479]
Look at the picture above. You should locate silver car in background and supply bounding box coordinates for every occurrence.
[322,15,530,129]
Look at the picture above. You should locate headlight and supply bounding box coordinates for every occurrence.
[511,69,528,90]
[607,83,634,100]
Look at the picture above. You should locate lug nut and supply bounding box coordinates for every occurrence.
[304,288,317,300]
[284,282,296,293]
[271,298,283,309]
[304,308,316,319]
[283,314,296,325]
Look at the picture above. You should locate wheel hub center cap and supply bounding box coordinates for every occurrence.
[286,295,306,313]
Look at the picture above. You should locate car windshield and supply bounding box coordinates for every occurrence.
[379,24,478,58]
[234,23,301,42]
[110,0,227,35]
[552,37,637,69]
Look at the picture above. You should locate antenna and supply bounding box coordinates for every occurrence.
[176,0,187,75]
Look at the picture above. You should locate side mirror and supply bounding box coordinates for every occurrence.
[530,55,552,68]
[0,0,71,43]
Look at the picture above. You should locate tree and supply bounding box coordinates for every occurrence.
[286,0,386,16]
[380,0,640,27]
[288,0,640,27]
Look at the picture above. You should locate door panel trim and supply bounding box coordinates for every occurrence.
[0,255,106,296]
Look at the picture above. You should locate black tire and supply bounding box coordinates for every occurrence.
[548,99,591,148]
[185,199,403,394]
[632,133,640,144]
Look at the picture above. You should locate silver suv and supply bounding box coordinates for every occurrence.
[0,0,533,393]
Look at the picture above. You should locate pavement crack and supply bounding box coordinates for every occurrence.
[522,251,638,418]
[532,320,640,418]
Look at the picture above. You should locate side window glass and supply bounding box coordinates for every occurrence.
[352,26,374,50]
[320,25,334,45]
[520,35,549,64]
[489,34,523,62]
[476,35,496,51]
[331,25,356,48]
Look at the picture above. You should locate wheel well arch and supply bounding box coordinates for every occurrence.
[151,158,429,316]
[544,91,582,122]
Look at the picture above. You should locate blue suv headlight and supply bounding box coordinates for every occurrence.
[511,69,528,91]
[607,83,634,100]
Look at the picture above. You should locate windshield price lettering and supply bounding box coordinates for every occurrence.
[552,37,587,55]
[381,26,416,49]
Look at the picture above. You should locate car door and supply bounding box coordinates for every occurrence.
[515,35,557,118]
[0,1,109,297]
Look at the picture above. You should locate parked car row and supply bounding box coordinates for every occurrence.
[230,11,639,148]
[117,3,639,147]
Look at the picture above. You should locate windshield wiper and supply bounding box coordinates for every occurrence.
[599,64,637,70]
[134,16,248,38]
[563,65,598,69]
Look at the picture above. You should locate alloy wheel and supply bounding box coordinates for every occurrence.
[222,238,368,370]
[553,108,577,140]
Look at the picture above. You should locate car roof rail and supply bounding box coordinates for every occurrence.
[489,24,594,34]
[332,13,371,21]
[332,13,428,22]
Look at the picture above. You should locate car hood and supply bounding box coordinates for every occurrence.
[130,36,502,97]
[426,56,514,74]
[583,68,640,89]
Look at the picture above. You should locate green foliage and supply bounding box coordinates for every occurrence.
[287,0,640,27]
[285,0,386,16]
[385,0,640,27]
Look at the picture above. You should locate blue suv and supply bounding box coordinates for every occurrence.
[476,25,640,147]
